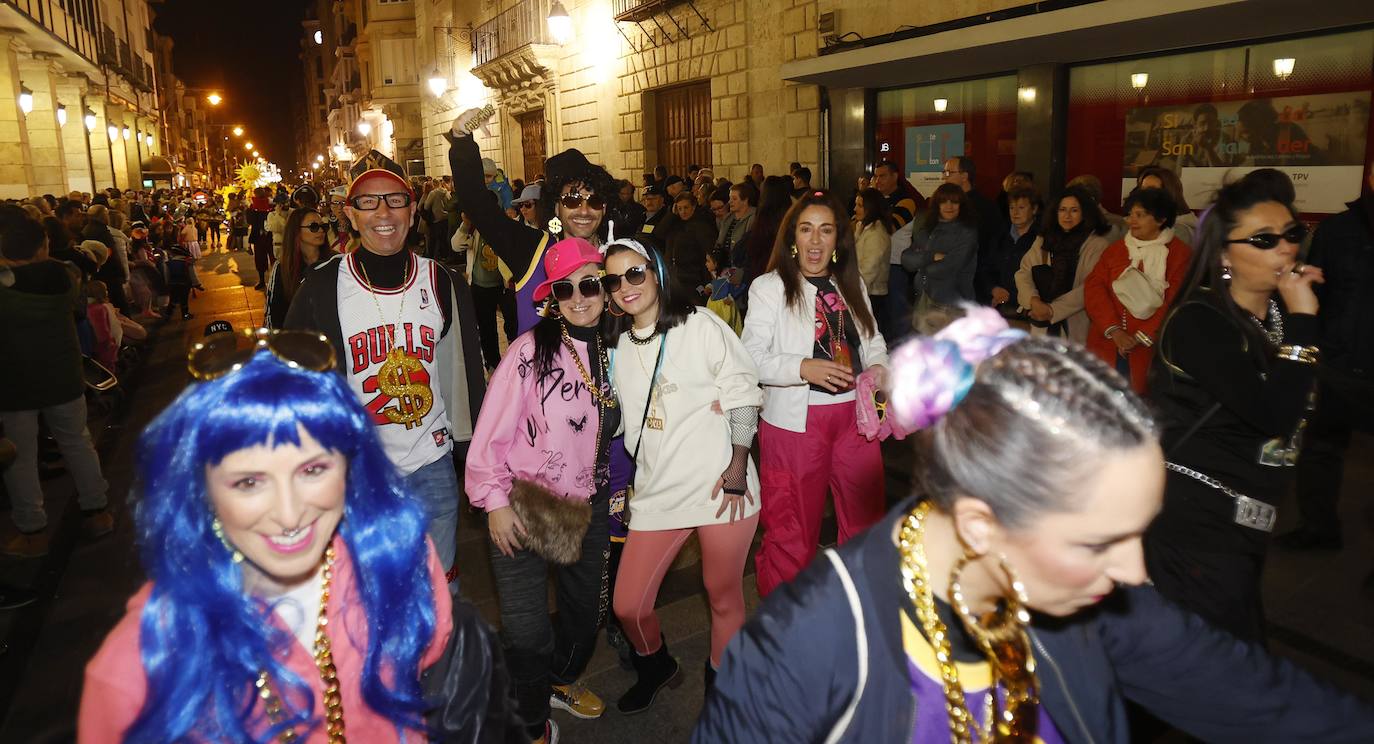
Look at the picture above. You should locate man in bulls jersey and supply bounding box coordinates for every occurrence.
[284,152,486,591]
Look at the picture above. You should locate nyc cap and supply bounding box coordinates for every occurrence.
[347,150,412,201]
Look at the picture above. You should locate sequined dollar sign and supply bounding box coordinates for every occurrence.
[377,347,432,427]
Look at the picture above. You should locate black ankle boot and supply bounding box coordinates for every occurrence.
[617,636,681,714]
[704,660,717,695]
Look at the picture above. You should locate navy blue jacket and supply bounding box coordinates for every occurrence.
[694,499,1374,743]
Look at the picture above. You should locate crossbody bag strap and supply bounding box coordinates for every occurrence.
[621,333,667,463]
[1167,402,1222,457]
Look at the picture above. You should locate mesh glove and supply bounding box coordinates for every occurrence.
[721,444,750,495]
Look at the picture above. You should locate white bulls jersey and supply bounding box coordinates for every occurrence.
[338,252,451,475]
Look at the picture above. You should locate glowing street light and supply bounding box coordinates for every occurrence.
[1131,72,1149,90]
[311,162,321,170]
[146,133,154,148]
[252,150,260,158]
[18,84,33,115]
[232,125,244,137]
[56,104,67,128]
[107,124,119,141]
[427,73,448,98]
[1273,57,1296,80]
[315,154,325,162]
[933,98,948,113]
[84,109,97,132]
[357,120,372,137]
[547,1,572,45]
[245,141,254,150]
[206,92,223,106]
[122,125,131,141]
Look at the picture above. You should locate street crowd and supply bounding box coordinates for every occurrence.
[3,103,1374,742]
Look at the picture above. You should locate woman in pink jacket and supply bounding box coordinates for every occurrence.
[465,236,618,744]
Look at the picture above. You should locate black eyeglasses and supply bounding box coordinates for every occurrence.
[600,264,651,293]
[1227,224,1307,250]
[188,328,335,381]
[301,222,327,233]
[349,192,412,210]
[551,276,604,301]
[559,192,606,211]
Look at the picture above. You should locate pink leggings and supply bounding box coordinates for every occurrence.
[612,513,759,667]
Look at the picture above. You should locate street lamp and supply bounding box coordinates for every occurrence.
[122,125,131,141]
[933,98,948,113]
[84,109,97,132]
[547,1,572,45]
[253,151,260,158]
[107,124,119,141]
[245,141,254,150]
[357,120,372,137]
[233,125,244,137]
[18,84,33,115]
[1131,72,1149,90]
[56,104,67,128]
[315,154,325,162]
[1273,57,1296,80]
[312,162,321,170]
[207,92,223,106]
[146,133,153,148]
[427,71,448,97]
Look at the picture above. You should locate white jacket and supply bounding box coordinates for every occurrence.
[743,271,889,433]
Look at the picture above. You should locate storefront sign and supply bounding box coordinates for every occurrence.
[1121,91,1370,213]
[906,124,965,198]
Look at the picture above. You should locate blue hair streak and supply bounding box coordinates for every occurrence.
[125,350,436,742]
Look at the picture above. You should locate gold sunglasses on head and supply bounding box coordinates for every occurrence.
[187,328,336,381]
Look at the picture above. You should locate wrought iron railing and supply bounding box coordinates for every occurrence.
[473,0,554,68]
[2,0,102,64]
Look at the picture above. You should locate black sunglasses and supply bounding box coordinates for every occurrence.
[301,222,327,233]
[349,192,412,210]
[187,328,335,381]
[1227,224,1307,250]
[600,264,651,293]
[551,276,604,301]
[559,192,606,211]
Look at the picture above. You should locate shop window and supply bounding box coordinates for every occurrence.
[1066,29,1374,214]
[873,75,1018,201]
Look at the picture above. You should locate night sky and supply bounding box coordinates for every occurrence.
[152,0,309,173]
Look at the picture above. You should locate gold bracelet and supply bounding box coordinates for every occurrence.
[1276,344,1319,364]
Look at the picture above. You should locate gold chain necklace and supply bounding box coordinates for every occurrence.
[633,334,663,430]
[353,254,433,427]
[560,322,618,409]
[898,502,1038,743]
[256,544,346,743]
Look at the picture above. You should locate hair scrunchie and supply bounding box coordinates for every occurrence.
[889,305,1027,430]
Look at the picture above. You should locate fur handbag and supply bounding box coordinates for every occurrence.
[508,479,592,564]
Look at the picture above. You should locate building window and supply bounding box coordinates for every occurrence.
[1066,28,1374,213]
[873,75,1018,200]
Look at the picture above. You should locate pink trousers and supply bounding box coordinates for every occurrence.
[612,513,759,667]
[755,402,886,597]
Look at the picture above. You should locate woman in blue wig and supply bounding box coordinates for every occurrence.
[79,329,517,743]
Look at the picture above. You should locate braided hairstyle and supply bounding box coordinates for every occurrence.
[891,307,1156,529]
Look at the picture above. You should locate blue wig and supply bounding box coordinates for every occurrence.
[125,350,437,742]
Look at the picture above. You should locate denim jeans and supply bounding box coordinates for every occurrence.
[2,395,108,533]
[402,452,461,591]
[488,495,609,738]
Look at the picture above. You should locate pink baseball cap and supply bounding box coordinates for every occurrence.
[532,237,604,301]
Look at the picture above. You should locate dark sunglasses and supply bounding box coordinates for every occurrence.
[551,276,604,301]
[517,201,536,209]
[349,192,412,210]
[188,328,335,381]
[1227,224,1307,250]
[559,192,606,211]
[600,264,651,293]
[301,222,327,233]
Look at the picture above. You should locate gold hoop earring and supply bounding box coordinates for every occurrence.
[608,301,625,317]
[947,552,1031,649]
[790,244,798,258]
[545,299,562,319]
[211,517,245,564]
[831,250,838,264]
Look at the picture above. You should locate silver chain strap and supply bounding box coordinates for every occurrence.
[1164,462,1277,532]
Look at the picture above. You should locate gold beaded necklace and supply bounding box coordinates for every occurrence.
[256,544,346,743]
[559,321,617,409]
[897,502,1038,743]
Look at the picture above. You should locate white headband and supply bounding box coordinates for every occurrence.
[603,236,650,261]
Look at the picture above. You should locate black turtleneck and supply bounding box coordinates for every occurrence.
[354,247,454,338]
[565,320,620,502]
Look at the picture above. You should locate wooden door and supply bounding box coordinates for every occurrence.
[517,109,547,182]
[654,81,711,177]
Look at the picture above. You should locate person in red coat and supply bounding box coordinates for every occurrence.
[1085,187,1192,392]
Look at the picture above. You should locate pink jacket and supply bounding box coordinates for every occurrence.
[465,329,605,512]
[79,538,452,744]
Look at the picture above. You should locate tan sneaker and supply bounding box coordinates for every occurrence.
[550,682,605,719]
[81,510,115,540]
[1,530,49,558]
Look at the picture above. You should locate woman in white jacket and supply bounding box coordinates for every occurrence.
[742,190,889,598]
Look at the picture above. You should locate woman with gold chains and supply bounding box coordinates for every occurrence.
[694,306,1374,742]
[79,331,518,742]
